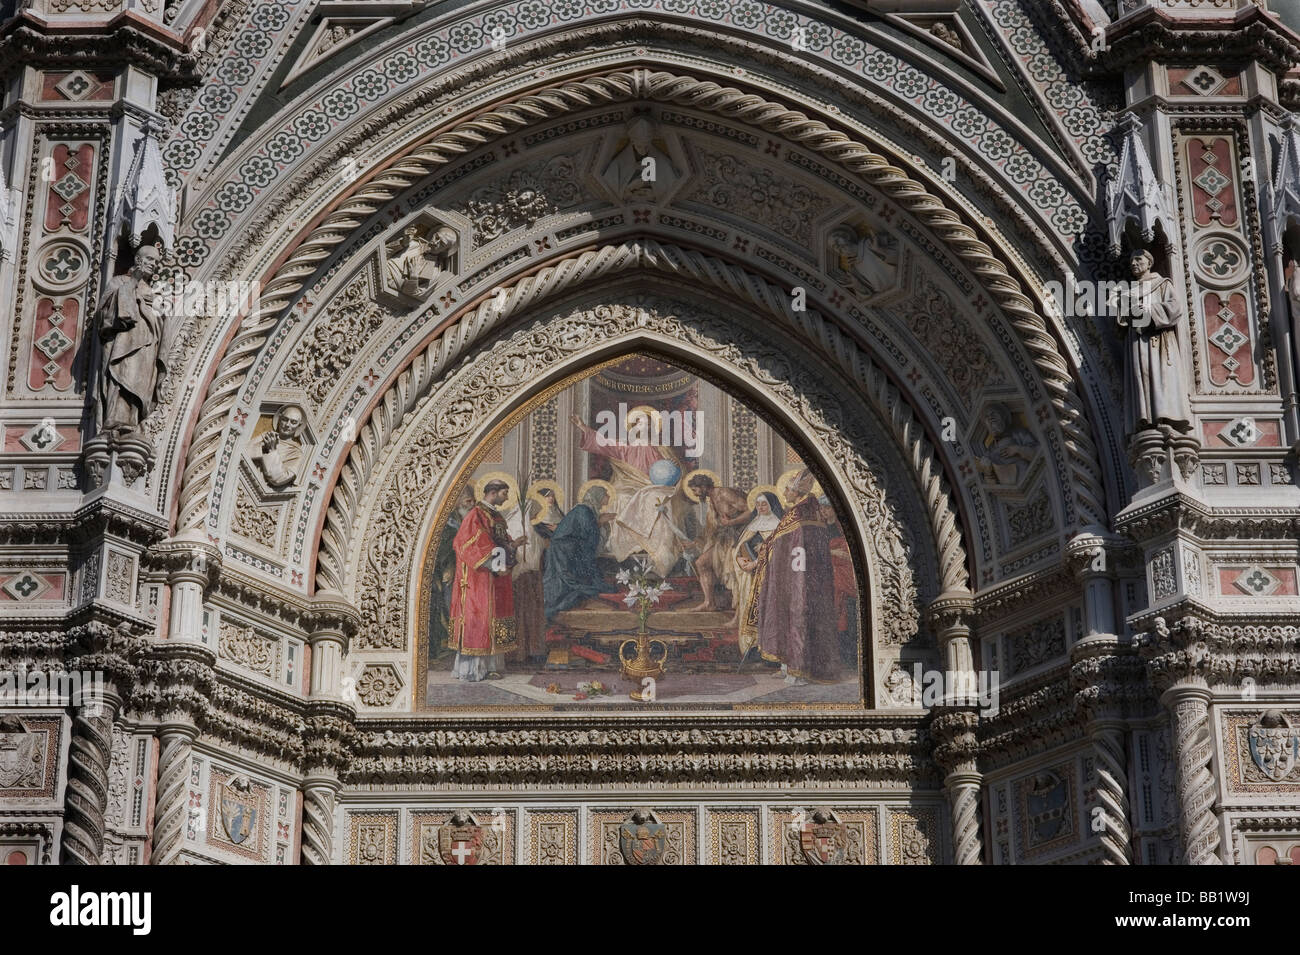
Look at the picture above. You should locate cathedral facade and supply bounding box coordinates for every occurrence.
[1,0,1299,865]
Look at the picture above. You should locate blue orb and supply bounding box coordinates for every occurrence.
[649,459,682,487]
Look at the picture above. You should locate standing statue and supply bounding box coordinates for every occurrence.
[1112,249,1192,436]
[91,245,166,437]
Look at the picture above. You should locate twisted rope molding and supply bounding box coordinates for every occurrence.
[316,240,967,596]
[949,782,984,866]
[176,67,1107,537]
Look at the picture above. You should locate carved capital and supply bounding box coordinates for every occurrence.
[925,590,975,640]
[150,529,223,589]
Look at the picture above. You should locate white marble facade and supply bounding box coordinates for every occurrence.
[0,0,1298,864]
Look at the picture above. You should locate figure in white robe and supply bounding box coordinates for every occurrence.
[1112,249,1192,435]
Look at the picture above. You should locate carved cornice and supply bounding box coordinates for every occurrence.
[0,618,147,697]
[1115,491,1300,544]
[1098,5,1300,76]
[341,717,937,789]
[1069,637,1153,723]
[973,564,1078,626]
[1133,604,1300,692]
[976,669,1084,767]
[0,13,197,80]
[0,496,169,549]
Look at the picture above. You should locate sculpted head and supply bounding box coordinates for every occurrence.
[132,245,161,280]
[429,226,458,255]
[1129,248,1154,278]
[627,117,654,152]
[273,404,306,440]
[983,403,1010,437]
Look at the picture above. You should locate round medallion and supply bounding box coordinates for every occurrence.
[1192,232,1249,288]
[34,239,90,293]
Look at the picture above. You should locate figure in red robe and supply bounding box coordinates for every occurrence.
[743,470,839,685]
[449,480,523,681]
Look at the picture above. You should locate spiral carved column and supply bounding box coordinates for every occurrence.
[927,591,984,864]
[1067,534,1135,865]
[1167,687,1221,865]
[150,723,197,866]
[60,704,115,865]
[1090,719,1133,865]
[298,590,358,865]
[948,774,983,867]
[301,780,339,866]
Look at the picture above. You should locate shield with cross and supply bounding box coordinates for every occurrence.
[438,813,485,865]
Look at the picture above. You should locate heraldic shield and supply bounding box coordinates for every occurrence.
[439,812,486,865]
[219,775,258,846]
[0,718,42,789]
[1248,710,1300,782]
[619,809,668,865]
[799,809,848,865]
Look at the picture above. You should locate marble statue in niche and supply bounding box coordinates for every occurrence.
[828,224,900,296]
[89,244,167,438]
[1111,248,1192,437]
[600,116,678,203]
[384,222,458,299]
[253,404,307,489]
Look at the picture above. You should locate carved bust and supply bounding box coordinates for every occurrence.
[600,117,678,202]
[828,224,899,295]
[974,403,1036,486]
[384,223,458,298]
[254,404,307,488]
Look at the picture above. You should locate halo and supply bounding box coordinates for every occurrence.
[624,404,663,444]
[525,479,565,522]
[681,467,721,502]
[746,484,780,511]
[473,471,519,512]
[777,467,822,503]
[576,478,617,512]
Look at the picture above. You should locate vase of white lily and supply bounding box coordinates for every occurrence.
[617,556,670,698]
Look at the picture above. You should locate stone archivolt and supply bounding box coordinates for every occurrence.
[171,67,1109,548]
